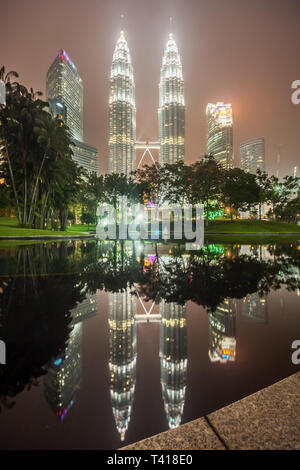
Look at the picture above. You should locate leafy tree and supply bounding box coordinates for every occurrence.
[255,169,274,219]
[267,175,299,221]
[81,211,96,230]
[189,155,223,225]
[80,173,105,223]
[0,69,83,230]
[221,168,260,221]
[0,66,19,85]
[136,164,161,205]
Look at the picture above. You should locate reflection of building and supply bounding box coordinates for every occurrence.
[158,34,185,165]
[108,289,137,441]
[44,322,82,421]
[44,292,97,420]
[109,31,136,176]
[242,293,268,324]
[46,49,98,174]
[240,138,265,174]
[160,301,187,429]
[208,299,236,363]
[206,102,233,169]
[71,290,98,323]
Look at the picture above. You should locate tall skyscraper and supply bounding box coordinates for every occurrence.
[240,137,265,174]
[109,31,136,176]
[206,102,233,169]
[158,34,185,165]
[46,49,98,174]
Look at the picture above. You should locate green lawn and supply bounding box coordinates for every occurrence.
[205,219,300,243]
[206,219,300,233]
[0,217,94,237]
[0,217,299,244]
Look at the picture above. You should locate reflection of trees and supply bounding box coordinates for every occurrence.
[0,242,97,411]
[136,250,300,312]
[0,274,81,411]
[79,241,300,313]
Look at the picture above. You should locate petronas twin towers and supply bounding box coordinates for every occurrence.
[109,31,185,176]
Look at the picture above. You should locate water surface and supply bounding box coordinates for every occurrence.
[0,240,299,449]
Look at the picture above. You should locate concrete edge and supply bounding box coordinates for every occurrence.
[120,372,300,450]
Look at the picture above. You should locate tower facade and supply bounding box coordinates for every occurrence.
[46,49,83,142]
[240,137,265,174]
[158,34,185,165]
[206,102,233,169]
[46,49,98,174]
[109,31,136,176]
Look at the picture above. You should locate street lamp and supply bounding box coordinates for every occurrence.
[0,80,5,106]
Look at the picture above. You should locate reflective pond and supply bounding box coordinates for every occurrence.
[0,240,299,449]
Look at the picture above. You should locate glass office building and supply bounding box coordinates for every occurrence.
[158,34,185,165]
[206,102,233,169]
[108,31,136,176]
[46,49,83,142]
[240,137,265,174]
[46,49,98,174]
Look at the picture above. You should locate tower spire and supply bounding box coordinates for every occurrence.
[169,17,174,40]
[158,32,185,165]
[109,30,136,175]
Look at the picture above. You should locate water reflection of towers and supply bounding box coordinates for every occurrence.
[44,291,97,420]
[160,300,187,429]
[108,290,137,442]
[208,299,237,363]
[44,322,82,420]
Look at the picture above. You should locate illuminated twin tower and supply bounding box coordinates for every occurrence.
[108,31,185,175]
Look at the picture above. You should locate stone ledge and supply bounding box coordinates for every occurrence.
[120,417,225,450]
[120,372,300,450]
[208,371,300,450]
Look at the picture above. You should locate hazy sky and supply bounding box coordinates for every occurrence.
[1,0,300,175]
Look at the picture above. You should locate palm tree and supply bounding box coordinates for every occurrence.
[0,66,19,84]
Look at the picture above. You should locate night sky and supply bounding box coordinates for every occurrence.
[1,0,300,175]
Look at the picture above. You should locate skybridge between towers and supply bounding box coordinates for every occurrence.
[135,141,160,169]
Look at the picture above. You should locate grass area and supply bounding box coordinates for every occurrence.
[0,217,94,238]
[204,219,300,243]
[0,217,299,247]
[206,219,300,233]
[205,233,300,244]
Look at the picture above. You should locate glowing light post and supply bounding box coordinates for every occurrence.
[0,340,6,364]
[0,80,5,106]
